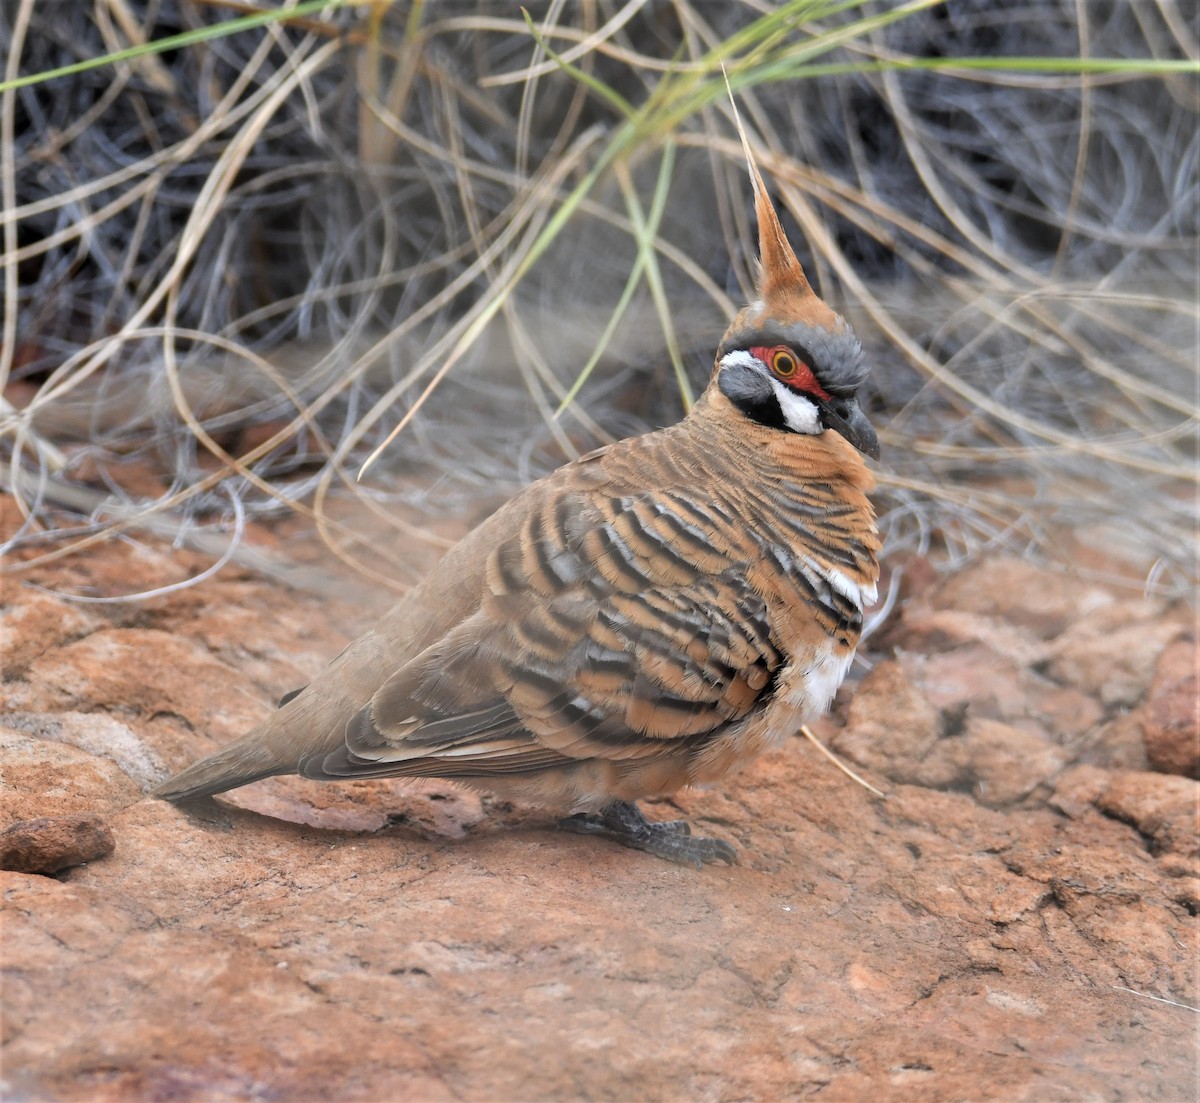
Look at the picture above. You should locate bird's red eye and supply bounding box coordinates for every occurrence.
[770,348,797,379]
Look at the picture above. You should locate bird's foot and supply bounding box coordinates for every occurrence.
[558,800,737,868]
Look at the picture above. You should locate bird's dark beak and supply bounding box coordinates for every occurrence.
[821,396,880,460]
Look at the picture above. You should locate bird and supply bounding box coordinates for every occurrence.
[153,135,881,869]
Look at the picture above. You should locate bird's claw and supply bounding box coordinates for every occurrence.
[558,801,737,868]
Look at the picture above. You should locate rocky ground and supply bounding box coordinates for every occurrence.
[1,492,1196,1102]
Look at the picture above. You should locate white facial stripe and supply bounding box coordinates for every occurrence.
[772,381,822,435]
[719,349,758,372]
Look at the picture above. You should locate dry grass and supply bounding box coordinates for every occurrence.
[2,0,1196,601]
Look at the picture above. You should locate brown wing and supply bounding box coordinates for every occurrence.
[301,490,783,782]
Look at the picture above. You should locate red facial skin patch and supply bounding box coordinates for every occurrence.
[750,345,831,402]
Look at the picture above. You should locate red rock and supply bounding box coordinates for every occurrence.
[4,710,164,789]
[1045,601,1185,709]
[1079,711,1152,773]
[1050,763,1118,819]
[0,588,102,673]
[832,659,941,783]
[930,556,1113,638]
[17,628,268,743]
[1098,771,1200,859]
[1,517,1195,1101]
[0,727,140,820]
[1141,639,1199,779]
[891,606,1046,663]
[0,813,114,875]
[1025,682,1105,744]
[1051,766,1200,861]
[920,717,1067,808]
[898,645,1032,725]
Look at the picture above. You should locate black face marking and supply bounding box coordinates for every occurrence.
[717,357,788,431]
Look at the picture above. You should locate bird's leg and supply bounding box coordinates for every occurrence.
[558,800,737,868]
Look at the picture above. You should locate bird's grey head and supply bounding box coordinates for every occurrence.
[715,314,878,459]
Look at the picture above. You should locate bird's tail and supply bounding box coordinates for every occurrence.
[150,612,418,803]
[151,727,289,802]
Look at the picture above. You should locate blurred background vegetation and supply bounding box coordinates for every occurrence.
[2,0,1196,602]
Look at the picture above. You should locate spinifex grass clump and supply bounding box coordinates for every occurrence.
[2,1,1195,599]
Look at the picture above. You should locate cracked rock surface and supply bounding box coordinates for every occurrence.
[2,498,1196,1101]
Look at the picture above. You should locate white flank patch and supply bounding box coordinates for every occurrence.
[803,557,878,609]
[787,641,856,720]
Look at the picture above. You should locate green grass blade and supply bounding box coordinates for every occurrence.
[0,0,354,94]
[618,140,694,412]
[521,7,635,120]
[554,140,681,417]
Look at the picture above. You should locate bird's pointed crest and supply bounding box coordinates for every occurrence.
[722,67,813,302]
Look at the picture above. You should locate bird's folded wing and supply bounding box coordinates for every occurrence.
[302,490,784,781]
